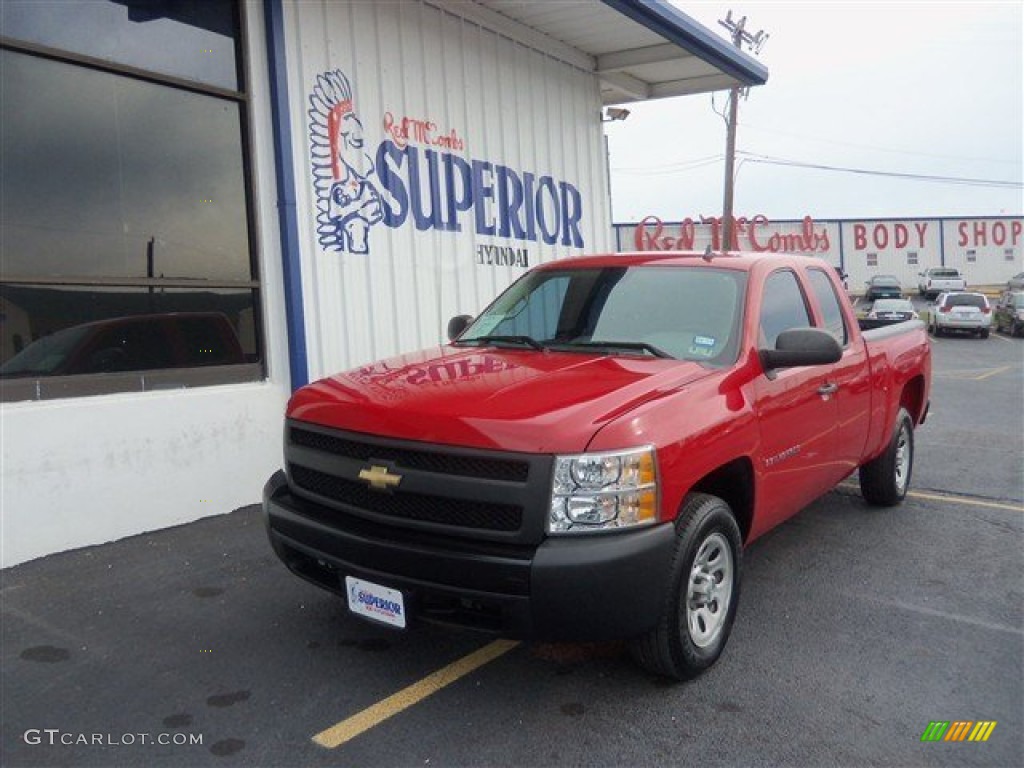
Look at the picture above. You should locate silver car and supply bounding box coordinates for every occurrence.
[927,292,992,338]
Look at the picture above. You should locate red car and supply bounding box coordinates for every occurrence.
[264,252,931,679]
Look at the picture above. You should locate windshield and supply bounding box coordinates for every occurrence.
[946,294,987,309]
[456,266,747,365]
[1011,294,1024,308]
[0,325,91,375]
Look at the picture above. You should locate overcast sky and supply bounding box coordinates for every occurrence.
[606,1,1024,223]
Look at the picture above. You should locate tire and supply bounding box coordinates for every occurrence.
[630,494,742,681]
[859,407,914,506]
[980,329,990,339]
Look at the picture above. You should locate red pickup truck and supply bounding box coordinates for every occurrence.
[264,251,931,679]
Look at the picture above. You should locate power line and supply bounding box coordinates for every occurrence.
[736,151,1023,188]
[612,155,723,175]
[737,123,1016,165]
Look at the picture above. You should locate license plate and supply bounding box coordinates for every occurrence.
[345,576,407,629]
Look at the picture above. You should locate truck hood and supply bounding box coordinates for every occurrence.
[288,346,715,453]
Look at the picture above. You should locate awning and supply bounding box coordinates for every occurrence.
[433,0,769,104]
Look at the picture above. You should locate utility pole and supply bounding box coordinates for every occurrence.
[719,11,767,251]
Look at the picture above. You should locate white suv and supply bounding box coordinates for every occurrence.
[928,292,992,338]
[918,267,967,299]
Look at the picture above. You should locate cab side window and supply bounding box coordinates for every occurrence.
[760,270,812,348]
[806,268,849,346]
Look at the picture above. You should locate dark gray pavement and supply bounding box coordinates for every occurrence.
[3,323,1022,768]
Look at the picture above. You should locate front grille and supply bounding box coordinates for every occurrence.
[290,427,529,482]
[289,465,523,532]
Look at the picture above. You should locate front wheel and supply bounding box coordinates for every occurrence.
[859,407,914,506]
[630,494,742,680]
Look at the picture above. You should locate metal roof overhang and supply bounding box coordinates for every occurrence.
[429,0,768,105]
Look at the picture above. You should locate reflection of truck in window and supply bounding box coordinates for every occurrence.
[263,252,931,680]
[0,312,244,377]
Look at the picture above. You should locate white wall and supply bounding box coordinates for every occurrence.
[0,384,287,566]
[284,0,611,380]
[0,2,292,567]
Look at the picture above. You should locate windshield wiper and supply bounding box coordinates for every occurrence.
[458,335,547,351]
[560,340,674,359]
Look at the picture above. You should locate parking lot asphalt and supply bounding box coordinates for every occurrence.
[3,322,1022,768]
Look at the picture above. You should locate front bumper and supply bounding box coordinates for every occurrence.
[263,471,676,641]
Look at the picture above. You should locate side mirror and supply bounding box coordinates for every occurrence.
[760,328,842,374]
[447,314,473,341]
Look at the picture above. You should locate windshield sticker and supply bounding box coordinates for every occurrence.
[694,335,716,347]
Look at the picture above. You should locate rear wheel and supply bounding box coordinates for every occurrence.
[980,329,990,339]
[630,494,742,681]
[860,407,914,506]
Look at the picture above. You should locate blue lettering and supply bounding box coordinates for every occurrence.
[376,141,408,227]
[521,172,537,241]
[472,160,496,236]
[408,147,444,231]
[373,143,583,249]
[496,165,526,239]
[559,181,583,247]
[443,153,472,232]
[536,176,559,245]
[358,591,403,615]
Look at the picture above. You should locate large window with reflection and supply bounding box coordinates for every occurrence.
[0,0,261,401]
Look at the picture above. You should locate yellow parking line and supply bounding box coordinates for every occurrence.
[906,490,1023,512]
[973,365,1013,381]
[312,639,520,749]
[838,484,1023,512]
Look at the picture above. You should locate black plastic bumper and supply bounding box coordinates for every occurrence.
[262,470,676,641]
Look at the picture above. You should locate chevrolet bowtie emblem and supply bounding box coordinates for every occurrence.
[358,465,402,491]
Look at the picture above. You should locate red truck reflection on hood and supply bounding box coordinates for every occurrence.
[288,346,712,453]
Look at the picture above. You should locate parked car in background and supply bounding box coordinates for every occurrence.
[860,298,918,330]
[1007,272,1024,291]
[0,312,245,378]
[994,291,1024,337]
[864,275,903,301]
[832,265,849,290]
[918,267,966,299]
[927,291,992,338]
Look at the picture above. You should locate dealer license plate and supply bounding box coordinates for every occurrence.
[345,576,407,629]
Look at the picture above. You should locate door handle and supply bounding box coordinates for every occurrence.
[818,382,839,396]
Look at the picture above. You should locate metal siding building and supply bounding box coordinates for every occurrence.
[284,1,612,380]
[0,1,766,566]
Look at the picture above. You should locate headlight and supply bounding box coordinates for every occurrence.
[548,446,658,534]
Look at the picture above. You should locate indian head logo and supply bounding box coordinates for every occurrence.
[309,70,383,254]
